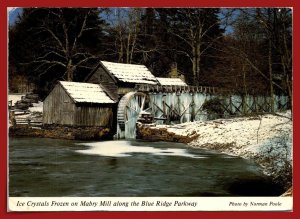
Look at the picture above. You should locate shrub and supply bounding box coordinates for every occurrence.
[202,97,225,118]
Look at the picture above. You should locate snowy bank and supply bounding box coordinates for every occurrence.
[8,94,43,127]
[9,93,43,113]
[28,101,43,113]
[146,111,292,189]
[8,94,23,105]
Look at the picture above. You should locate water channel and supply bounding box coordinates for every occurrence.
[9,137,284,197]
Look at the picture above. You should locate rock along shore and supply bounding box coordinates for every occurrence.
[9,124,113,140]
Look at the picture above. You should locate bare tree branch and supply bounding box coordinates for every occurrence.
[39,26,66,55]
[36,51,66,60]
[26,60,66,67]
[71,9,91,53]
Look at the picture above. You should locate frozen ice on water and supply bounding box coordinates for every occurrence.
[76,141,205,159]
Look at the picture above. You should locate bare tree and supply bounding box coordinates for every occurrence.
[214,8,292,104]
[247,8,292,109]
[20,8,105,81]
[110,8,143,64]
[165,9,224,85]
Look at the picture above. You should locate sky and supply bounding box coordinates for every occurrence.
[8,8,22,25]
[8,7,235,34]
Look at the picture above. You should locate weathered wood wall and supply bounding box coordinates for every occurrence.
[86,66,119,101]
[75,106,113,127]
[43,84,76,125]
[43,84,114,127]
[118,87,135,96]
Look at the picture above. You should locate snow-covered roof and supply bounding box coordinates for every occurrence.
[156,77,187,86]
[101,61,158,85]
[59,81,114,104]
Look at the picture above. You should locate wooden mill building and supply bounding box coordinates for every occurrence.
[84,61,158,101]
[43,81,115,127]
[43,61,187,128]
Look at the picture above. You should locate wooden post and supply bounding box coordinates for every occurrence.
[177,92,181,122]
[10,111,16,127]
[191,93,195,122]
[253,96,258,113]
[229,95,233,115]
[162,94,167,124]
[242,95,246,115]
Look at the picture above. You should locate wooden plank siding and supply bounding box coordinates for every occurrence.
[75,106,113,127]
[43,84,76,125]
[43,83,114,127]
[86,66,119,101]
[118,87,135,96]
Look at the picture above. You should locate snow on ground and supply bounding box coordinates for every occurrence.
[8,94,23,105]
[28,101,43,113]
[8,94,43,112]
[156,111,292,179]
[8,94,43,126]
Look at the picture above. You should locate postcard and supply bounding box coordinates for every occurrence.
[3,0,296,217]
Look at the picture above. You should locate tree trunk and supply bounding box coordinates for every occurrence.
[281,22,292,112]
[118,26,124,63]
[286,74,292,112]
[126,31,131,63]
[242,64,247,95]
[196,42,201,85]
[268,39,275,112]
[66,60,74,81]
[192,45,197,85]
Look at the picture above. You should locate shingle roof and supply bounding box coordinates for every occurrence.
[101,61,158,85]
[156,77,187,86]
[59,81,115,104]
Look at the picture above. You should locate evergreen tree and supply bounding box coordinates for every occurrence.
[9,8,108,97]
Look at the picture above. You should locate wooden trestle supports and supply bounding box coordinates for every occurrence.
[134,84,230,95]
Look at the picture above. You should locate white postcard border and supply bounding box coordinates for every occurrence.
[8,197,293,212]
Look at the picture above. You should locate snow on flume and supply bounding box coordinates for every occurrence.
[156,111,292,187]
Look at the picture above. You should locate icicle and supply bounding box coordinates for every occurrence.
[116,89,290,140]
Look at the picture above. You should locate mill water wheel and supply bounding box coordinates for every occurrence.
[117,92,153,138]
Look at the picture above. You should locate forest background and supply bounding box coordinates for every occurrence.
[8,8,292,109]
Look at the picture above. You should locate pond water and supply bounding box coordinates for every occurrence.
[9,137,284,197]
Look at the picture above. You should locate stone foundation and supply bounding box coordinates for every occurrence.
[136,123,199,143]
[9,124,112,140]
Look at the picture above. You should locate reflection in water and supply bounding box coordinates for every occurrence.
[9,137,284,197]
[108,158,118,169]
